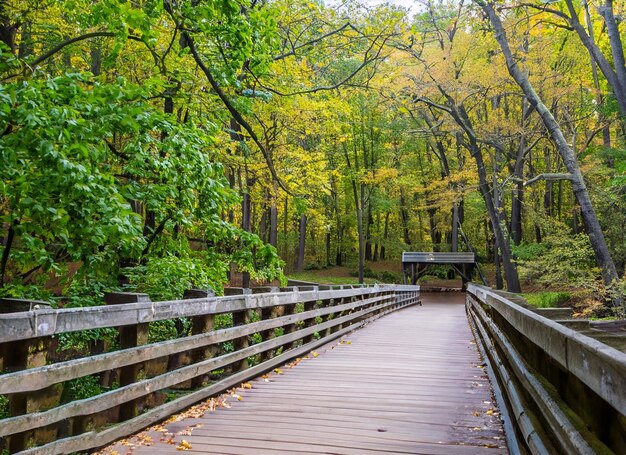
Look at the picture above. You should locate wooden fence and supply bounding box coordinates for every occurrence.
[0,284,420,454]
[467,283,626,455]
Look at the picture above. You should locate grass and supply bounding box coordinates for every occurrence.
[522,291,571,308]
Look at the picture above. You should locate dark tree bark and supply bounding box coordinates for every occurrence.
[400,192,412,246]
[365,208,373,261]
[451,203,459,252]
[269,204,278,247]
[0,220,17,287]
[295,213,306,271]
[326,232,332,266]
[380,212,389,260]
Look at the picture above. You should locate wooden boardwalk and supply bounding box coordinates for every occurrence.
[103,292,507,455]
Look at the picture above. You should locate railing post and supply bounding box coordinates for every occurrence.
[104,292,150,420]
[253,287,279,362]
[183,288,217,388]
[1,299,59,452]
[224,288,252,372]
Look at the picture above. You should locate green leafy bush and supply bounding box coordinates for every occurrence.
[0,395,8,419]
[517,231,599,288]
[523,292,571,308]
[62,375,103,402]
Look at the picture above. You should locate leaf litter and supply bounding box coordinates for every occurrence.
[95,335,350,453]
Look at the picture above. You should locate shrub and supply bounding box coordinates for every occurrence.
[523,292,571,308]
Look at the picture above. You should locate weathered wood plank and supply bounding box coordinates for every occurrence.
[1,298,408,437]
[16,321,370,455]
[100,293,505,455]
[0,286,401,343]
[0,294,395,394]
[402,252,475,263]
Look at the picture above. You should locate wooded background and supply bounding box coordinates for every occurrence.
[1,0,625,312]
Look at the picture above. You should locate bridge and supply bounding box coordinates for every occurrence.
[401,252,484,288]
[0,284,625,454]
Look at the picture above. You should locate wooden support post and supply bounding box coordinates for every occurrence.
[184,289,217,388]
[224,288,251,372]
[1,299,59,452]
[104,292,150,421]
[253,287,279,362]
[302,299,317,344]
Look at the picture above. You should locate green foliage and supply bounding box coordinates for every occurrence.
[147,319,186,344]
[523,292,571,309]
[0,395,8,419]
[126,254,226,301]
[0,74,147,280]
[1,71,285,307]
[517,230,599,288]
[55,269,120,351]
[0,283,53,302]
[512,242,544,261]
[62,375,103,402]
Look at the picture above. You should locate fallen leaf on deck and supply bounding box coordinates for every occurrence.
[176,440,192,450]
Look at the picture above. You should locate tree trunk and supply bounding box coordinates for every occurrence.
[582,0,611,147]
[269,204,277,247]
[0,220,17,287]
[357,183,365,283]
[296,213,306,272]
[400,193,412,245]
[380,212,389,260]
[365,208,373,261]
[510,99,527,246]
[451,203,459,252]
[326,232,332,266]
[241,181,251,288]
[481,0,621,302]
[559,0,626,116]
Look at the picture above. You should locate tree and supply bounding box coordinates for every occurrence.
[477,0,622,305]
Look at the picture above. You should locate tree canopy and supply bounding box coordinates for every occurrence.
[1,0,625,313]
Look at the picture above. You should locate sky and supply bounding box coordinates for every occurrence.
[367,0,416,10]
[328,0,418,12]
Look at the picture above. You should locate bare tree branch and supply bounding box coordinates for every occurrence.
[523,173,574,186]
[273,22,359,60]
[29,31,145,68]
[182,31,292,195]
[252,32,394,96]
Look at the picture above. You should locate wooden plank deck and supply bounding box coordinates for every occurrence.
[101,292,508,455]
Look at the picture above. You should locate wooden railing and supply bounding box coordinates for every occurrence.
[466,284,626,455]
[401,252,476,263]
[0,284,420,454]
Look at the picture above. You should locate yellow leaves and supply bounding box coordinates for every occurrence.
[312,351,319,357]
[242,382,252,389]
[176,440,192,451]
[274,368,284,374]
[359,167,399,185]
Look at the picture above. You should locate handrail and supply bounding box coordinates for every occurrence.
[0,284,420,454]
[467,283,626,454]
